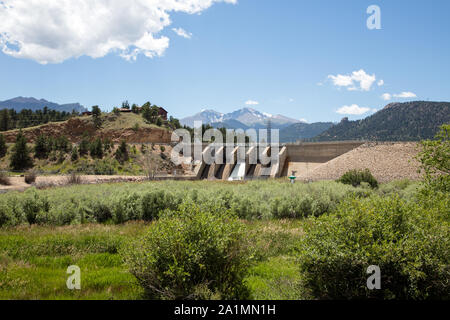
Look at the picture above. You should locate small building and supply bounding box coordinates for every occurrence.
[119,108,132,113]
[158,107,168,120]
[82,111,93,116]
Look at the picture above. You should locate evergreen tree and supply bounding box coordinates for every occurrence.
[10,131,33,171]
[79,135,90,157]
[0,109,10,131]
[0,134,7,158]
[115,140,129,163]
[90,138,103,159]
[71,146,79,162]
[34,134,49,159]
[92,105,102,128]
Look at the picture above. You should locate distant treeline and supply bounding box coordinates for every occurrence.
[0,107,77,131]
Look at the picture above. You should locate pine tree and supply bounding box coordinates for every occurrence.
[0,134,7,158]
[90,138,103,159]
[34,135,49,159]
[10,131,33,171]
[79,135,90,157]
[71,146,79,161]
[115,140,129,163]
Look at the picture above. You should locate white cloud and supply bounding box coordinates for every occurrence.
[381,93,392,101]
[328,69,377,91]
[377,79,384,86]
[172,28,192,39]
[336,104,371,115]
[381,91,417,100]
[245,100,259,106]
[299,118,308,123]
[289,98,294,102]
[394,92,417,98]
[0,0,236,64]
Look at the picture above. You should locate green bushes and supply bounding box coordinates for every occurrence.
[122,203,252,300]
[296,195,449,300]
[337,169,379,189]
[0,180,369,227]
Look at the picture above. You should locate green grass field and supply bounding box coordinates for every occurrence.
[0,219,306,300]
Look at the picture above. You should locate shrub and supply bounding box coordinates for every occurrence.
[123,203,252,300]
[297,195,449,300]
[66,173,84,185]
[416,124,450,192]
[0,171,11,186]
[141,190,178,221]
[24,170,37,184]
[337,169,378,189]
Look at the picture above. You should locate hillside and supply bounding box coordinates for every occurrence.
[2,113,172,144]
[314,101,450,141]
[280,122,334,143]
[0,97,86,113]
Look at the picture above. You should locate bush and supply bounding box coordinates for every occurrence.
[24,170,37,184]
[141,190,178,221]
[0,134,8,158]
[0,171,11,186]
[297,195,449,300]
[337,169,378,189]
[66,173,84,185]
[123,203,252,300]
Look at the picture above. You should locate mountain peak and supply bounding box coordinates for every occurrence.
[181,107,301,129]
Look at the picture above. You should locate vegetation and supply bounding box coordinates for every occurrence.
[0,107,75,132]
[314,101,450,141]
[9,131,33,171]
[0,171,11,186]
[24,170,37,184]
[123,204,252,299]
[416,124,449,192]
[0,134,7,158]
[337,168,379,189]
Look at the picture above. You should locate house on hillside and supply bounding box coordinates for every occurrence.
[82,111,93,116]
[119,108,132,113]
[158,107,168,120]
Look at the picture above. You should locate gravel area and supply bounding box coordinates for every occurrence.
[298,142,423,183]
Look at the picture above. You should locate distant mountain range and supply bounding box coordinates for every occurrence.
[280,122,334,142]
[0,97,87,113]
[180,108,301,129]
[314,101,450,141]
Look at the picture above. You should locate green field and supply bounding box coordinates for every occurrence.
[0,178,448,300]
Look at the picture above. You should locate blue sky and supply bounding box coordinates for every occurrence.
[0,0,449,122]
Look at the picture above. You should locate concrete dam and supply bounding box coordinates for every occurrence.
[192,141,365,180]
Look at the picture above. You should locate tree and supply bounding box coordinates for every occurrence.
[113,107,120,115]
[122,101,130,110]
[10,131,33,171]
[0,134,7,158]
[115,140,129,164]
[417,124,450,192]
[34,135,49,159]
[131,104,140,114]
[156,117,163,127]
[92,105,102,128]
[0,109,10,131]
[90,138,103,159]
[79,134,90,157]
[142,103,152,122]
[71,146,79,161]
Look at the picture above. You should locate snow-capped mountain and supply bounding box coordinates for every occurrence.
[181,108,301,129]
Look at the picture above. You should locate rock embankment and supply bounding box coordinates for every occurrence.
[298,142,423,183]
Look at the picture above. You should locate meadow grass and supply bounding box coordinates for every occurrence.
[0,220,306,300]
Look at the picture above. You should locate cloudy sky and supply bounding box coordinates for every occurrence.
[1,0,449,122]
